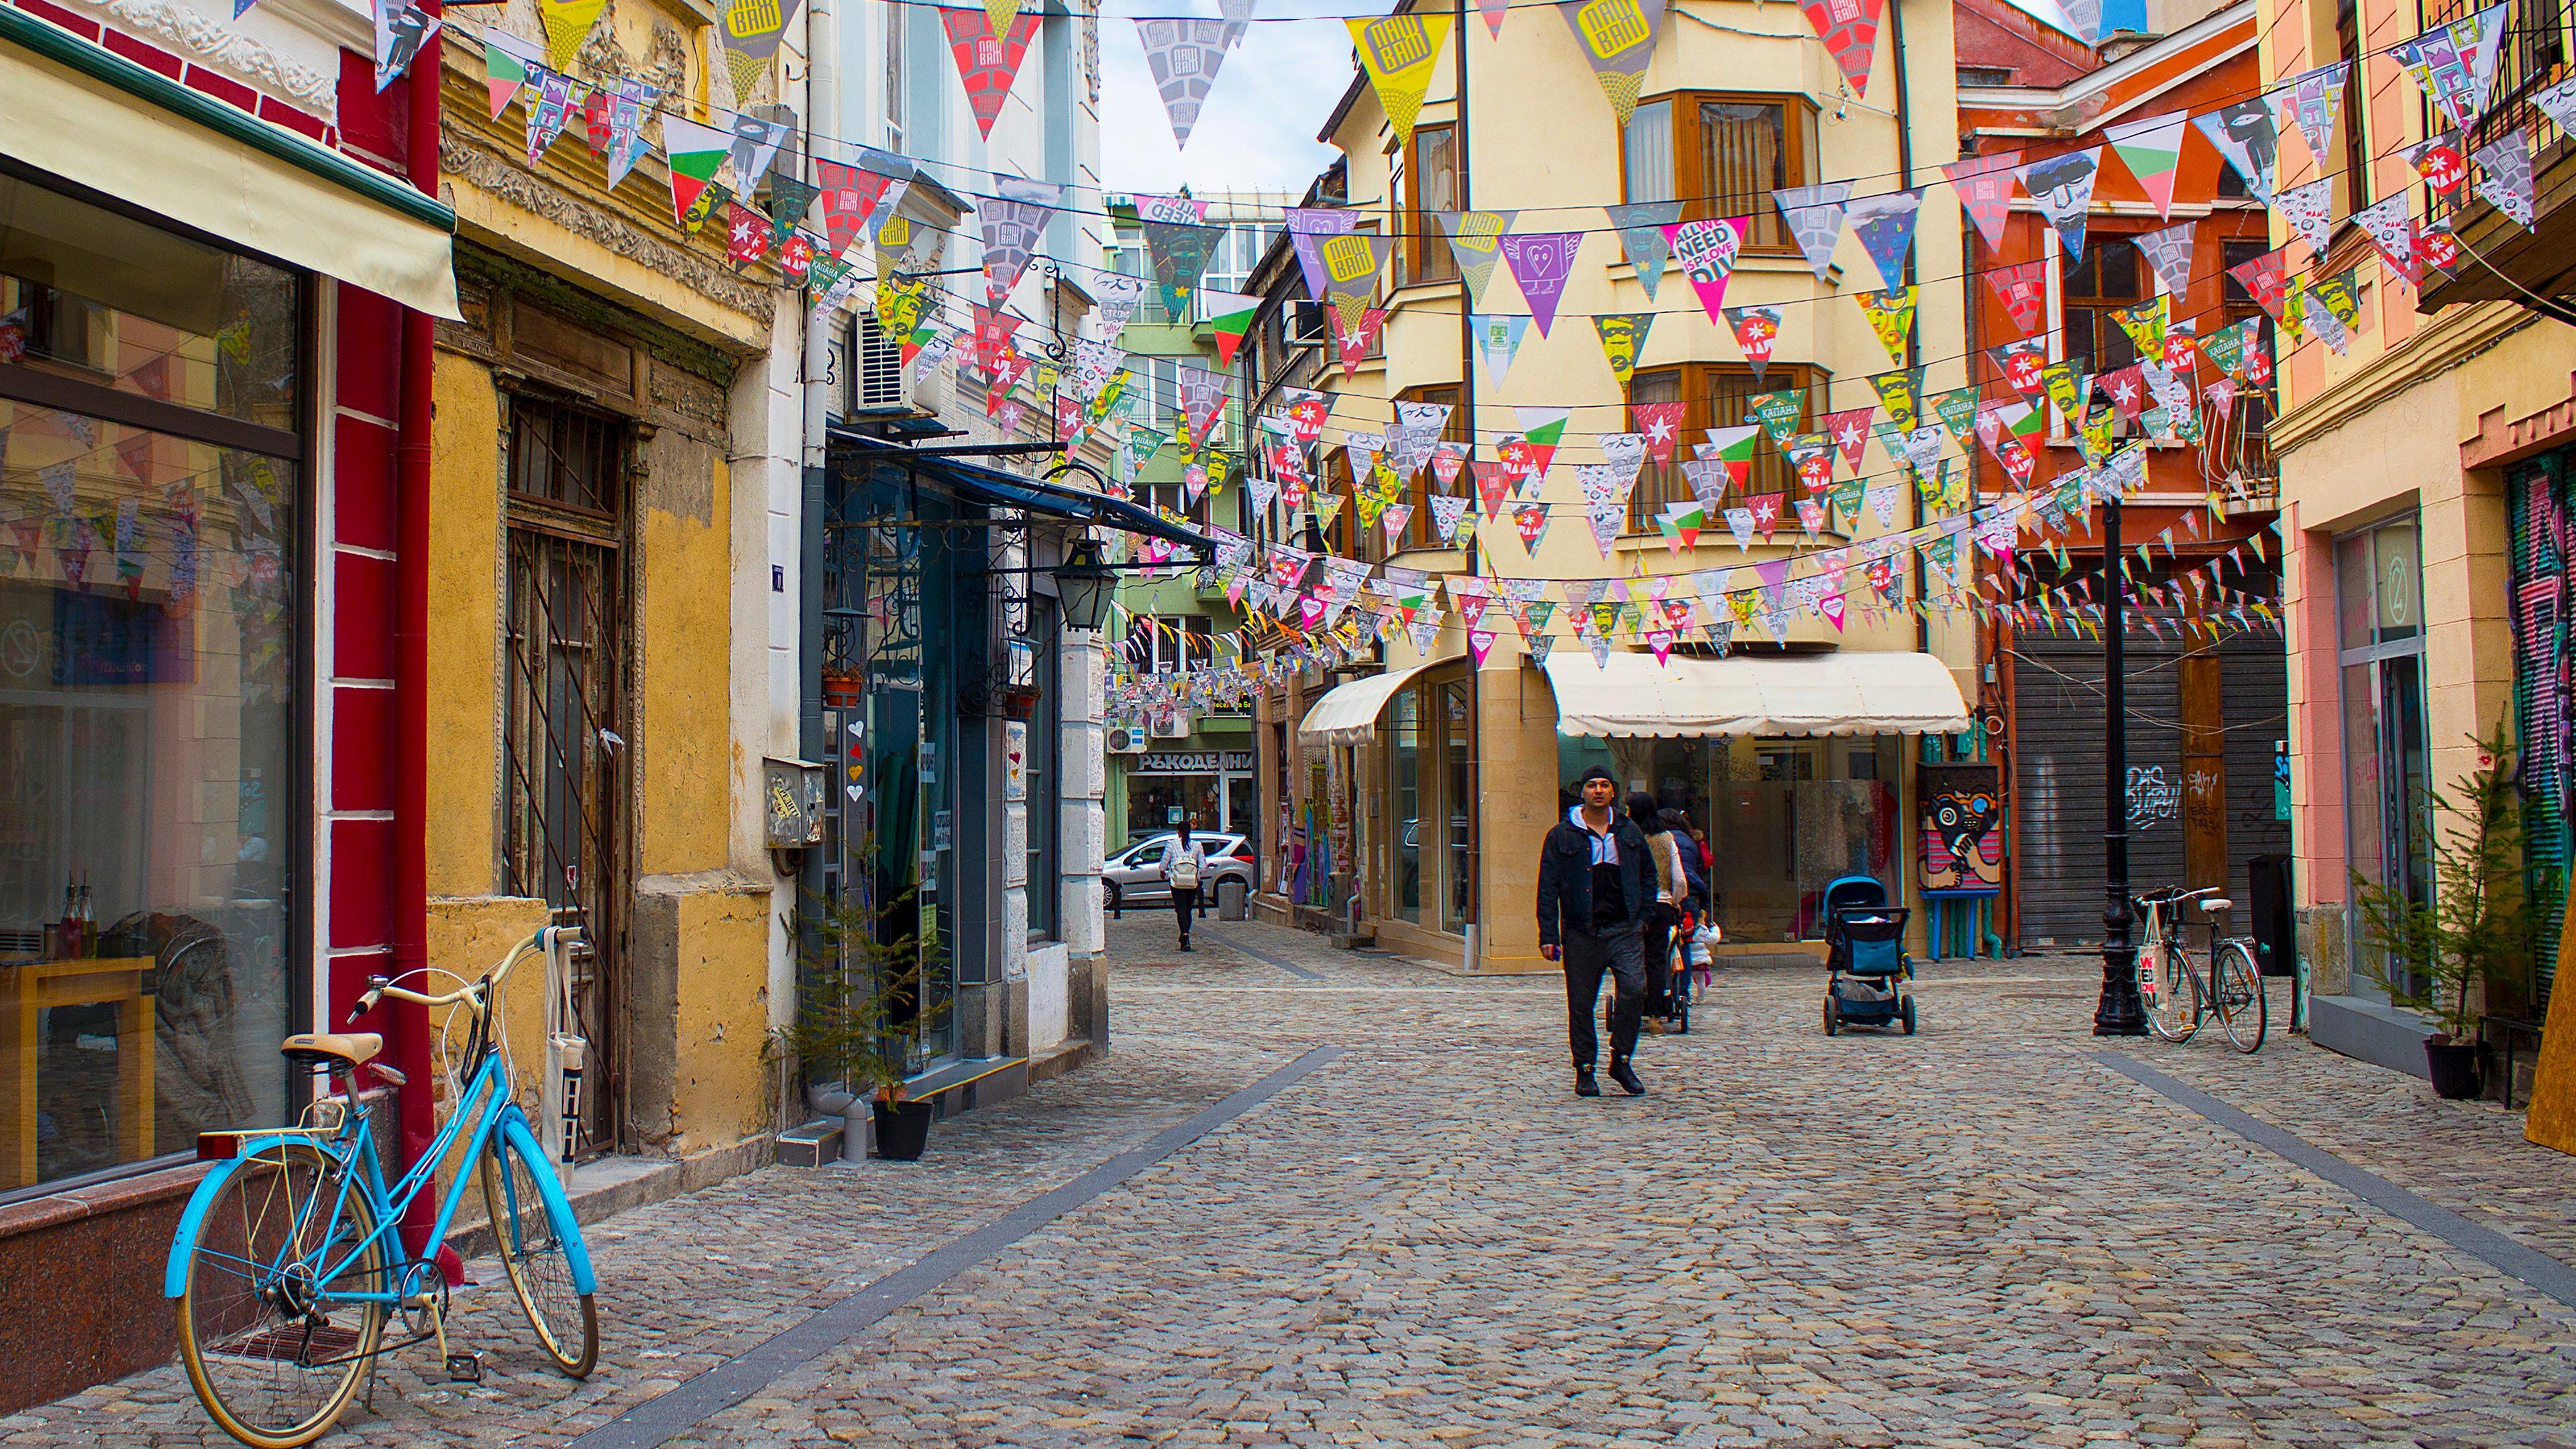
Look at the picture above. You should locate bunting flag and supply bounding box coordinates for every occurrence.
[374,0,439,92]
[658,115,735,229]
[2130,221,2196,298]
[1746,388,1805,445]
[1470,313,1531,385]
[1430,493,1474,545]
[1821,407,1873,475]
[943,8,1042,142]
[2041,358,2093,428]
[1726,305,1782,380]
[1772,182,1851,280]
[1146,217,1225,317]
[814,155,908,256]
[981,177,1063,305]
[604,79,659,190]
[1843,188,1921,290]
[1217,0,1256,48]
[2193,102,2279,205]
[985,0,1022,40]
[1477,0,1509,36]
[2105,111,2189,219]
[525,72,575,167]
[1656,498,1704,552]
[1287,207,1359,301]
[2536,75,2576,136]
[2275,177,2333,260]
[2110,294,2167,362]
[1941,151,2021,255]
[1992,337,2048,397]
[1194,290,1258,368]
[1858,286,1915,364]
[1664,217,1749,323]
[484,32,545,119]
[1440,210,1518,305]
[1559,0,1667,123]
[1699,429,1760,491]
[2227,246,2292,322]
[1984,258,2048,336]
[2018,147,2103,258]
[1348,12,1450,145]
[1518,406,1572,474]
[2351,195,2420,282]
[1137,19,1232,148]
[1499,231,1585,336]
[1800,0,1888,97]
[1605,201,1684,301]
[1092,272,1147,339]
[1316,229,1396,333]
[2408,133,2470,195]
[1869,368,1923,429]
[1594,313,1655,390]
[1633,401,1686,462]
[1580,465,1632,558]
[2281,61,2350,166]
[536,0,602,70]
[2390,6,2508,131]
[718,0,802,97]
[1334,307,1388,376]
[2472,131,2536,229]
[721,199,770,268]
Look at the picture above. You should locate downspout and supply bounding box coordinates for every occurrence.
[796,0,835,1111]
[393,5,443,1266]
[1890,0,1925,659]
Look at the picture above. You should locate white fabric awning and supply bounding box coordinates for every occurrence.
[2,11,463,319]
[1542,650,1972,738]
[1297,655,1454,743]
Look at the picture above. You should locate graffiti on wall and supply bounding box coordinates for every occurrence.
[1918,762,2002,892]
[2512,457,2573,988]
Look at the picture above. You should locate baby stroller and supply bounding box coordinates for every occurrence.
[1819,875,1917,1036]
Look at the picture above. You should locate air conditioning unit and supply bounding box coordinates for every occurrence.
[1106,724,1149,754]
[850,312,910,413]
[1150,709,1192,738]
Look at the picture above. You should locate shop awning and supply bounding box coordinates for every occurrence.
[1298,654,1457,743]
[1,6,462,319]
[1542,650,1972,738]
[834,431,1214,550]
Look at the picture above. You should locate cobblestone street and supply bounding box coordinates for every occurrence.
[11,918,2576,1448]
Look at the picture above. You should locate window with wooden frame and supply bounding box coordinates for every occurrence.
[1621,93,1817,252]
[2059,239,2147,378]
[1388,383,1467,555]
[2334,0,2369,213]
[1401,124,1458,286]
[1625,362,1821,529]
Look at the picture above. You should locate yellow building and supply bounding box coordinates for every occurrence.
[2260,0,2576,1094]
[1248,1,1979,973]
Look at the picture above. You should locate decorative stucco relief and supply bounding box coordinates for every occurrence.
[70,0,337,112]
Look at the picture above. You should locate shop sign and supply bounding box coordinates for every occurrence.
[1137,750,1254,773]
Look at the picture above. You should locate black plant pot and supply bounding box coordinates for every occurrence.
[2424,1039,2483,1101]
[871,1099,934,1161]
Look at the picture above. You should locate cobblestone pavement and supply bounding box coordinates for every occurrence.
[11,918,2576,1448]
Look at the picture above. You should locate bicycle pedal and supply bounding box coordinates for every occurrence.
[444,1352,483,1383]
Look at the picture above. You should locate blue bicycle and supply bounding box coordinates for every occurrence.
[166,927,599,1446]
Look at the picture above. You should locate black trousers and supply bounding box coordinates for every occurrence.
[1561,925,1645,1069]
[1640,903,1680,1014]
[1172,886,1199,940]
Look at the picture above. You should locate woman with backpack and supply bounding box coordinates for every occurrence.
[1162,818,1207,952]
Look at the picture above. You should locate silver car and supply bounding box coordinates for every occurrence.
[1104,832,1254,912]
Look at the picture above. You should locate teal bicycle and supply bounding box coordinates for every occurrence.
[164,927,599,1446]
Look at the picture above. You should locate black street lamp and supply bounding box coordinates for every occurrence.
[1054,538,1118,632]
[2094,493,2147,1035]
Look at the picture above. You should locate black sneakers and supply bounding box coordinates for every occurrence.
[1573,1069,1601,1097]
[1607,1060,1646,1096]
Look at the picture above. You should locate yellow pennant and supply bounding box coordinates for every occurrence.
[1346,13,1451,147]
[538,0,606,71]
[985,0,1021,40]
[1858,286,1917,366]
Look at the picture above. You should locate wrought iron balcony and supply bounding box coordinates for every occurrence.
[2420,0,2576,308]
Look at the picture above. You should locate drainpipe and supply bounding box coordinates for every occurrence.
[794,0,836,1112]
[392,7,443,1265]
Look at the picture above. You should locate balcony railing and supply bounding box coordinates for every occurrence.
[2420,0,2576,305]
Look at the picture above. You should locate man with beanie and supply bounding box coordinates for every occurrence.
[1536,765,1654,1096]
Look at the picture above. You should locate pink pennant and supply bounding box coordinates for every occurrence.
[1468,627,1497,667]
[1662,217,1750,323]
[1941,151,2021,256]
[1633,401,1686,464]
[1821,407,1872,475]
[1820,592,1846,631]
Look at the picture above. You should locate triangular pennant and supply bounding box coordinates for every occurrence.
[1316,230,1397,329]
[1594,313,1656,390]
[2280,61,2350,167]
[1334,307,1389,377]
[2105,111,2189,220]
[1498,231,1585,337]
[1869,368,1924,429]
[604,78,659,190]
[943,9,1042,142]
[2275,177,2334,261]
[2471,131,2536,230]
[2351,195,2420,283]
[2129,221,2196,297]
[981,177,1064,305]
[535,0,602,71]
[658,114,735,229]
[1605,201,1684,301]
[1771,182,1851,280]
[1663,217,1750,323]
[1857,286,1916,364]
[524,71,575,167]
[1470,313,1532,386]
[1557,0,1668,124]
[1984,257,2048,337]
[1800,0,1888,97]
[2407,133,2471,195]
[1201,290,1260,368]
[484,31,543,119]
[2017,147,2102,258]
[1440,210,1519,305]
[1633,401,1686,464]
[1746,388,1805,445]
[1843,186,1921,290]
[2192,103,2278,205]
[1136,19,1231,148]
[1348,12,1452,145]
[374,0,440,93]
[1145,216,1226,319]
[1217,0,1257,48]
[1725,305,1782,380]
[1940,151,2021,256]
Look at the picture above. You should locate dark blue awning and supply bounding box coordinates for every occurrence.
[830,430,1214,552]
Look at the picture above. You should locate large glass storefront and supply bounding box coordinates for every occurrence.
[1123,749,1256,849]
[1,168,305,1191]
[2335,515,2430,1004]
[1558,734,1904,943]
[1383,670,1471,934]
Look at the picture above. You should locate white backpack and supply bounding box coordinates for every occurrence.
[1167,845,1201,890]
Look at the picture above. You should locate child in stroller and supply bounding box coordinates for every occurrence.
[1658,810,1716,1033]
[1819,875,1918,1036]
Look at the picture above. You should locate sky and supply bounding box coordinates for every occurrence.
[1097,7,1349,198]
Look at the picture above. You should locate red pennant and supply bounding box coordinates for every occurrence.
[1941,151,2021,256]
[721,201,771,268]
[1984,258,2048,337]
[942,9,1041,142]
[1632,401,1687,464]
[1821,407,1873,475]
[814,160,902,256]
[1800,0,1888,99]
[1334,308,1387,378]
[1474,460,1512,518]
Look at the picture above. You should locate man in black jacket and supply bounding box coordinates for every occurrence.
[1536,765,1654,1096]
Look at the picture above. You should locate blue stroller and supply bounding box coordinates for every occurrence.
[1819,875,1917,1036]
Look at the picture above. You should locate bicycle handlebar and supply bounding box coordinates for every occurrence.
[346,926,583,1026]
[2133,885,2223,908]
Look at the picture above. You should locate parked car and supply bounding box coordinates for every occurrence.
[1105,832,1254,912]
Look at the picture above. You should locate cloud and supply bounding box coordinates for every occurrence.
[1100,12,1348,196]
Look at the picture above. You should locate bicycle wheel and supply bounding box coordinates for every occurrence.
[2144,949,2203,1043]
[2213,941,2269,1053]
[480,1128,598,1377]
[176,1142,388,1449]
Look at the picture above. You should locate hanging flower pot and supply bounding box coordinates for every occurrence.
[822,670,863,707]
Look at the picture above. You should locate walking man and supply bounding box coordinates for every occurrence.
[1163,819,1206,952]
[1536,766,1654,1096]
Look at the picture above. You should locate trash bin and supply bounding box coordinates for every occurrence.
[1219,877,1248,921]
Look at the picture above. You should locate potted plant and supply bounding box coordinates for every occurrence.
[2351,725,2537,1099]
[770,886,948,1160]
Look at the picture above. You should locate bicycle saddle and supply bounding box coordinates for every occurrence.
[281,1031,383,1069]
[2195,898,2233,914]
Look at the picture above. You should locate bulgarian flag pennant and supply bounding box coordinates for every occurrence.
[1199,288,1260,368]
[659,114,735,229]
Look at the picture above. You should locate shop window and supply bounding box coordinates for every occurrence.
[0,171,307,1195]
[1627,362,1820,529]
[1621,93,1816,250]
[2337,515,2430,1005]
[1391,686,1421,923]
[1024,598,1060,941]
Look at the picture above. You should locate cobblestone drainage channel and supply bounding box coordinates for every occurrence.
[561,1044,1345,1449]
[2097,1051,2576,1311]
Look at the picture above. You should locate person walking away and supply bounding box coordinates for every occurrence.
[1163,820,1206,952]
[1536,767,1654,1096]
[1665,808,1713,1015]
[1631,793,1690,1031]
